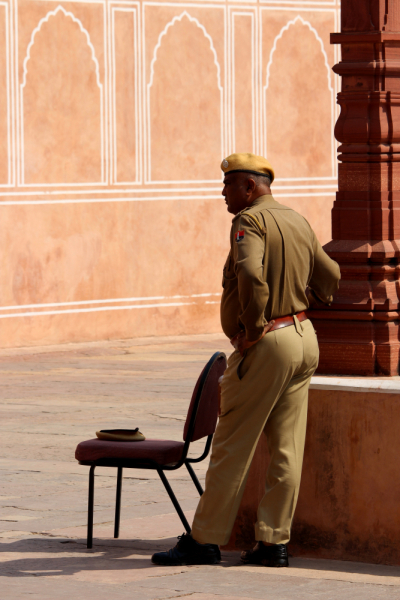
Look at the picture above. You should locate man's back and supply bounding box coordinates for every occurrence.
[221,195,340,340]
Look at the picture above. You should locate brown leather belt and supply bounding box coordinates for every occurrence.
[270,311,308,332]
[230,311,309,348]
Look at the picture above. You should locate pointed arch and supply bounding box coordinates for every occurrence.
[264,16,333,94]
[148,11,222,92]
[263,16,335,179]
[20,6,104,185]
[21,5,102,90]
[147,12,223,182]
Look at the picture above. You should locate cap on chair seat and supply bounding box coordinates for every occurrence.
[75,438,185,465]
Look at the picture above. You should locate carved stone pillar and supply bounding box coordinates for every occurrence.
[308,0,400,375]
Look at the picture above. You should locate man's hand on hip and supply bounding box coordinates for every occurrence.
[231,321,275,357]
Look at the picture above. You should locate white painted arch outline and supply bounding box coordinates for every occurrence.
[263,15,335,175]
[264,15,333,93]
[148,10,222,92]
[19,5,105,185]
[146,10,224,182]
[21,5,102,89]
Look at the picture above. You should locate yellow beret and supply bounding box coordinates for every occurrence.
[220,153,275,183]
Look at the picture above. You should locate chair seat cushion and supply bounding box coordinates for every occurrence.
[75,438,185,465]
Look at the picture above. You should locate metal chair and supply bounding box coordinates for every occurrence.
[75,351,227,548]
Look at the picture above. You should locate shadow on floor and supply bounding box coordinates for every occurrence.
[1,536,400,580]
[0,536,240,577]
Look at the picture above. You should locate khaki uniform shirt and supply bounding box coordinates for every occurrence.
[220,195,341,341]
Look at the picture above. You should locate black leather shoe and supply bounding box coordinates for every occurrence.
[241,542,288,567]
[151,533,221,566]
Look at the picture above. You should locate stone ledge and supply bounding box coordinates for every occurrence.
[310,375,400,393]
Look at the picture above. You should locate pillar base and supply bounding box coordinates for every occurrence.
[309,314,400,376]
[316,341,400,376]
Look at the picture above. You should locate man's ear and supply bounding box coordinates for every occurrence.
[246,177,257,193]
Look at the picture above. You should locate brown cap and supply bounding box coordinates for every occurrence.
[221,153,275,183]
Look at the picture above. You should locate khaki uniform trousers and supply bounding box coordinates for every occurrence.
[191,317,319,546]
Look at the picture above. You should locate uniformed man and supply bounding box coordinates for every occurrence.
[152,153,340,567]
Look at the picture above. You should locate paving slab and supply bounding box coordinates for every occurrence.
[1,334,400,599]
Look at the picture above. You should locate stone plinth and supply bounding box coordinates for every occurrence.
[310,0,400,375]
[223,377,400,565]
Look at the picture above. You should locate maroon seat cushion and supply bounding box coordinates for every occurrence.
[75,438,184,465]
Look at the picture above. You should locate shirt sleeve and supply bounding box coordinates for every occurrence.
[233,214,270,341]
[308,232,341,304]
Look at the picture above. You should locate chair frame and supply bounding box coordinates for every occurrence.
[78,351,226,548]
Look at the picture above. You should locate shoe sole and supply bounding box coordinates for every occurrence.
[152,558,221,566]
[240,558,289,568]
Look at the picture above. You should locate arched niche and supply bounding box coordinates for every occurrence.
[22,7,103,184]
[148,13,222,181]
[264,18,334,179]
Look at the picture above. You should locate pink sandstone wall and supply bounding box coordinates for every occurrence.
[0,0,340,348]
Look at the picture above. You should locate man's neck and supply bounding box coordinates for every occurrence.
[247,190,272,207]
[252,188,271,201]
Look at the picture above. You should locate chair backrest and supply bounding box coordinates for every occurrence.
[183,352,227,442]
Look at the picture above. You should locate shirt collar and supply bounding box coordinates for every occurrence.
[232,194,280,222]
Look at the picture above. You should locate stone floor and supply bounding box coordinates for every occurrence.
[1,333,400,599]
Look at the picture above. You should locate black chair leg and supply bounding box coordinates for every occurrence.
[185,462,204,496]
[87,464,96,549]
[157,468,191,533]
[114,466,123,538]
